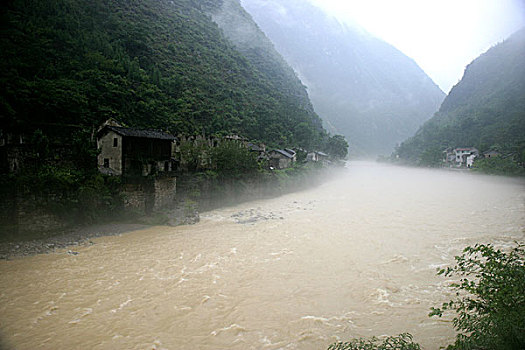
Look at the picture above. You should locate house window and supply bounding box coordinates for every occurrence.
[103,158,110,168]
[113,138,118,147]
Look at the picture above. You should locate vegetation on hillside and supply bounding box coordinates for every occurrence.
[0,0,330,148]
[394,28,525,173]
[0,0,349,233]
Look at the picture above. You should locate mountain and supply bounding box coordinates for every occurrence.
[201,0,324,149]
[395,27,525,166]
[240,0,445,156]
[0,0,326,148]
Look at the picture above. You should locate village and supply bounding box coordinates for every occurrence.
[0,120,334,234]
[442,147,500,168]
[94,119,331,214]
[96,119,329,177]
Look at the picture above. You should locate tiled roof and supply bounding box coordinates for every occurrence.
[247,143,264,152]
[105,126,176,140]
[271,149,294,158]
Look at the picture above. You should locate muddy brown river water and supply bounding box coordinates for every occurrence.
[1,162,523,349]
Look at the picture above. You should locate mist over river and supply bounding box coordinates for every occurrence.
[1,161,523,349]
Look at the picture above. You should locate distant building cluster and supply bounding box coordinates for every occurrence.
[443,147,500,168]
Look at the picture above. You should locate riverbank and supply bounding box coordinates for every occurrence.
[0,163,344,259]
[0,223,151,260]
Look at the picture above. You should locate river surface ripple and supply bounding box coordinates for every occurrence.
[1,161,524,349]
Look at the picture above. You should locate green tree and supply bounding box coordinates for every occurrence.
[328,333,420,350]
[430,243,525,350]
[418,147,443,167]
[472,157,524,176]
[210,140,259,177]
[326,134,349,159]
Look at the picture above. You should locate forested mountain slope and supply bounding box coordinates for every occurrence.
[240,0,445,156]
[395,27,525,165]
[0,0,325,147]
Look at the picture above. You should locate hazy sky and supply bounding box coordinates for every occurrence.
[308,0,525,93]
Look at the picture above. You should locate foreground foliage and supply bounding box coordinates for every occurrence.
[430,243,525,349]
[328,242,524,350]
[328,333,421,350]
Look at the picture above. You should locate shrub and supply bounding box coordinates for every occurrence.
[430,243,525,349]
[328,333,421,350]
[472,157,524,176]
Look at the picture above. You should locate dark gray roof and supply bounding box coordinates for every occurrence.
[247,142,264,152]
[104,126,176,140]
[271,149,294,158]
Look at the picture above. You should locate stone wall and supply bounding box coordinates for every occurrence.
[17,204,67,235]
[1,194,68,236]
[121,182,151,213]
[153,177,176,211]
[120,177,176,214]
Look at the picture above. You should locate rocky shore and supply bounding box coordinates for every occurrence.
[0,199,202,260]
[0,166,339,260]
[0,223,150,260]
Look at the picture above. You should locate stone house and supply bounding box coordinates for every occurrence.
[307,151,328,163]
[284,148,297,162]
[246,142,268,161]
[97,124,177,177]
[269,149,295,169]
[317,151,329,162]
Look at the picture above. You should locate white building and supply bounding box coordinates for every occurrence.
[454,147,479,167]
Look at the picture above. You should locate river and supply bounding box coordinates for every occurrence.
[0,161,523,349]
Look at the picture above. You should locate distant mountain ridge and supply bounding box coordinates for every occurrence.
[395,27,525,165]
[240,0,445,156]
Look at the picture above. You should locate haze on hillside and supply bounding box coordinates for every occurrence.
[241,0,445,157]
[308,0,525,93]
